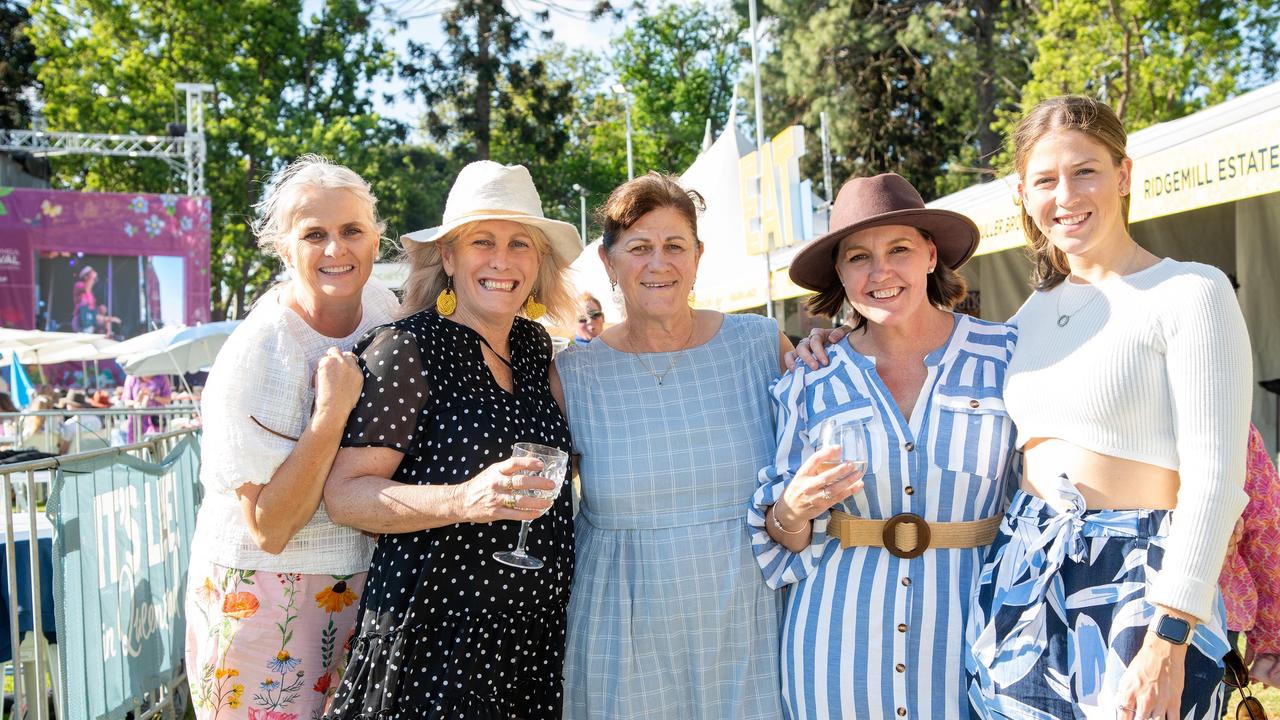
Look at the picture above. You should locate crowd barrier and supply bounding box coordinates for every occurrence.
[0,406,201,457]
[1,429,201,720]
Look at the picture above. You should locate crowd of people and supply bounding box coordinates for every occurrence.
[0,374,191,460]
[177,94,1280,720]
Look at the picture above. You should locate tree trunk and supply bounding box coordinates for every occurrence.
[972,0,1000,177]
[474,1,493,160]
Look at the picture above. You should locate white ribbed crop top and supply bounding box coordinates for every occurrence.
[1004,258,1253,622]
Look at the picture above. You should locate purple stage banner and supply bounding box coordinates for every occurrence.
[0,188,211,331]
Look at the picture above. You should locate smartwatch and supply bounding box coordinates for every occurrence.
[1151,613,1192,645]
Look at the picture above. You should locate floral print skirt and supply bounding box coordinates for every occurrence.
[965,474,1228,720]
[185,558,366,720]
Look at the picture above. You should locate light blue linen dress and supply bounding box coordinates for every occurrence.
[556,312,783,720]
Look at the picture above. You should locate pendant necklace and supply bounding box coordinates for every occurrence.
[632,316,697,386]
[1054,243,1141,328]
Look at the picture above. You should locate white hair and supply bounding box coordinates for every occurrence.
[251,154,386,258]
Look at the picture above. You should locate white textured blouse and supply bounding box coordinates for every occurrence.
[1004,258,1252,621]
[189,281,399,575]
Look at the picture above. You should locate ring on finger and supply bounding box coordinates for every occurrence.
[504,475,515,492]
[504,494,518,510]
[820,485,832,501]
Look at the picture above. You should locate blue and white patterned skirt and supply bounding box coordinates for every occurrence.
[965,475,1228,720]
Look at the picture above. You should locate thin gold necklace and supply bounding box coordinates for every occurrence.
[1054,243,1141,328]
[630,315,697,386]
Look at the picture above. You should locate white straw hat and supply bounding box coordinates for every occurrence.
[401,161,583,267]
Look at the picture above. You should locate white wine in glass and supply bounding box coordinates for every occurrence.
[815,418,869,477]
[493,442,569,570]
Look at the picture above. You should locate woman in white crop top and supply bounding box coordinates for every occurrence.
[964,97,1252,720]
[183,156,398,719]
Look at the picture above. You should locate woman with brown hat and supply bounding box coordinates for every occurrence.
[322,160,580,719]
[749,172,1018,719]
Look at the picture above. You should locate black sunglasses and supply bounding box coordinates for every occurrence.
[577,310,603,323]
[1223,647,1268,720]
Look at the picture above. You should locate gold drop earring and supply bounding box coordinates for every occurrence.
[436,275,457,316]
[524,291,547,320]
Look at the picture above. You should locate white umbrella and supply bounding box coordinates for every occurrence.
[18,336,122,364]
[120,321,241,376]
[0,329,112,365]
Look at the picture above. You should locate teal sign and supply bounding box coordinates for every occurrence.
[47,434,201,719]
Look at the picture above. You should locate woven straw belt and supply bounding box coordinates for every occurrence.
[828,509,1003,559]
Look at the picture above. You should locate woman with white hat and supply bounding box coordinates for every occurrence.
[323,160,581,719]
[753,172,1018,719]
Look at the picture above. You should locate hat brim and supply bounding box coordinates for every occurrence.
[788,208,980,292]
[402,213,584,267]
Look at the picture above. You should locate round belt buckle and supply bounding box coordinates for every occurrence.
[882,513,931,559]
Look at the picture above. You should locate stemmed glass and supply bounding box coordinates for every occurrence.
[815,418,869,479]
[493,442,569,569]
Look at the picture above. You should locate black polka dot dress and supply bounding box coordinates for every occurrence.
[324,312,574,720]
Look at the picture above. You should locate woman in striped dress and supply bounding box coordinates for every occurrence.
[752,173,1019,719]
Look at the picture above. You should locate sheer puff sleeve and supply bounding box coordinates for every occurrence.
[200,317,310,493]
[342,324,431,453]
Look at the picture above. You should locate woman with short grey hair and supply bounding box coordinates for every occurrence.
[185,154,398,719]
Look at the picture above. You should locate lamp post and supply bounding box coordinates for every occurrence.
[572,183,588,245]
[611,83,634,180]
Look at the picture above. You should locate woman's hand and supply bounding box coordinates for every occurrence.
[775,445,866,529]
[788,325,853,371]
[314,347,364,417]
[455,457,558,525]
[1250,652,1280,688]
[1114,626,1190,720]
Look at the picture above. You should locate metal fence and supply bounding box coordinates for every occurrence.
[1,429,200,720]
[1,405,200,457]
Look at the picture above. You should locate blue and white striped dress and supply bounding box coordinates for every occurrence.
[749,313,1018,719]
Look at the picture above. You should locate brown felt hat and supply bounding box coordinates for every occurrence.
[789,173,980,292]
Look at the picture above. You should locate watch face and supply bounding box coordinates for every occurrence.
[1156,615,1191,644]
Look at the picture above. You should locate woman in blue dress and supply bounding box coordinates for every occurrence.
[555,173,792,719]
[759,173,1018,719]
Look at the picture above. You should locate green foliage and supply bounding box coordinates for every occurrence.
[26,0,405,319]
[0,0,37,129]
[401,0,578,161]
[1011,0,1280,142]
[489,1,744,239]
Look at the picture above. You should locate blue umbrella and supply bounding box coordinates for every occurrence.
[7,351,34,409]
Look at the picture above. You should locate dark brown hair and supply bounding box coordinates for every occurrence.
[1012,95,1130,290]
[805,229,969,328]
[598,172,706,251]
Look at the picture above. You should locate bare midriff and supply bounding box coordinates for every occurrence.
[1021,438,1180,511]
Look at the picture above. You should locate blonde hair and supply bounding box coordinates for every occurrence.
[399,220,577,325]
[251,154,387,260]
[1011,95,1131,290]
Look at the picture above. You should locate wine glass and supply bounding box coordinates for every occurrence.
[815,418,869,479]
[493,442,569,569]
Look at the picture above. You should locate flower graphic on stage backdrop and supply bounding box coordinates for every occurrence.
[40,199,63,218]
[123,222,136,237]
[144,214,165,237]
[129,195,149,214]
[160,193,179,215]
[180,215,193,232]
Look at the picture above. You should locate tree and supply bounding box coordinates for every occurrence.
[399,1,613,161]
[0,0,37,129]
[755,0,964,198]
[1016,0,1280,132]
[27,0,404,319]
[612,1,747,175]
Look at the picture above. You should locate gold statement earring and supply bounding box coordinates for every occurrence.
[524,291,547,320]
[436,276,457,316]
